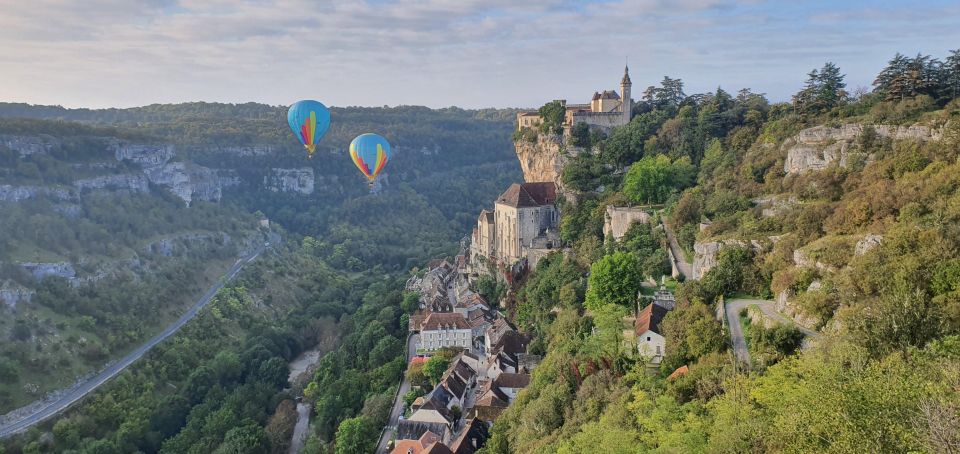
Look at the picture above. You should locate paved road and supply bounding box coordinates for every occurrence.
[661,220,693,280]
[725,298,820,368]
[375,333,419,454]
[0,234,277,439]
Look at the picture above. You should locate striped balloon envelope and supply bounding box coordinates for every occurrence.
[349,133,391,188]
[287,100,330,158]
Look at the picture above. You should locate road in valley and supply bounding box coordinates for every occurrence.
[375,333,419,454]
[725,298,820,368]
[0,234,277,439]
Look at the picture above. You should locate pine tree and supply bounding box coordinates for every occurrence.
[943,49,960,100]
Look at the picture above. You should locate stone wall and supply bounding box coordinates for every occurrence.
[603,206,651,242]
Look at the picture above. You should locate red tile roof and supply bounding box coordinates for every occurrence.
[667,365,689,380]
[635,303,669,336]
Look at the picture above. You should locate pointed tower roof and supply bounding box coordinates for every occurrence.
[621,65,632,86]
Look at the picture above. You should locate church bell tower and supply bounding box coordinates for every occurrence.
[620,64,632,125]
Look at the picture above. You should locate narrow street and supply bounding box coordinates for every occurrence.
[375,333,419,454]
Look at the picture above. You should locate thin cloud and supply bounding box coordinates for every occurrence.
[0,0,957,108]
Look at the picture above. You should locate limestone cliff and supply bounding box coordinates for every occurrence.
[783,123,942,174]
[1,135,59,157]
[264,168,315,195]
[514,134,567,184]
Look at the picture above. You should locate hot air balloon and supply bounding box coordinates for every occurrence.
[287,100,330,158]
[349,133,391,189]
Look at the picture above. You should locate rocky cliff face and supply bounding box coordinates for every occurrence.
[113,142,226,205]
[692,239,765,280]
[264,168,315,195]
[0,185,77,203]
[0,281,33,309]
[783,123,942,174]
[74,174,150,193]
[2,135,59,157]
[515,134,567,184]
[21,262,77,281]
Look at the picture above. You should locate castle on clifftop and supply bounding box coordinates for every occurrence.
[517,66,633,133]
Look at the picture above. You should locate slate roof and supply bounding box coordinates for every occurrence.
[485,318,515,347]
[636,303,669,336]
[496,182,557,208]
[495,330,529,356]
[494,373,531,390]
[598,90,621,100]
[449,417,490,454]
[397,420,450,442]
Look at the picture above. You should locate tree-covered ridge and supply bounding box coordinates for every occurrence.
[482,49,960,453]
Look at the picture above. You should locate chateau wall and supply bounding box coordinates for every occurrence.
[572,112,627,132]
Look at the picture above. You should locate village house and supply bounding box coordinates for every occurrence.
[515,66,633,134]
[492,373,531,402]
[636,302,670,364]
[471,381,510,424]
[420,312,473,353]
[396,420,451,449]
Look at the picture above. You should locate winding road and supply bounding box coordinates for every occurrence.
[724,298,820,368]
[0,233,277,439]
[375,333,419,454]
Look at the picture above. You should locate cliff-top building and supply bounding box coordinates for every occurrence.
[516,66,633,133]
[470,182,558,269]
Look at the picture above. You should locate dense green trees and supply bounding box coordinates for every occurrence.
[537,101,566,135]
[584,252,643,311]
[622,154,695,204]
[793,62,847,114]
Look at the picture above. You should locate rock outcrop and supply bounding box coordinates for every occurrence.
[692,239,764,280]
[854,234,883,256]
[143,232,233,257]
[0,185,76,203]
[792,249,836,272]
[515,134,567,185]
[74,174,150,193]
[752,195,799,218]
[264,168,315,195]
[21,262,76,281]
[113,143,175,167]
[604,206,651,242]
[2,135,59,157]
[0,281,34,308]
[783,123,941,174]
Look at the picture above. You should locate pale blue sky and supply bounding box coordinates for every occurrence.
[1,0,957,109]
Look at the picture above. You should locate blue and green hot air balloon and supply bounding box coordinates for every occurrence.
[349,133,391,189]
[287,100,330,158]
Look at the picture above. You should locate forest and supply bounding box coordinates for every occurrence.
[0,102,520,453]
[481,49,960,453]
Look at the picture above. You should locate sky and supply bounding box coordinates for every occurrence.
[1,0,958,109]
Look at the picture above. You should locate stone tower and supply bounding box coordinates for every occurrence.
[620,65,632,125]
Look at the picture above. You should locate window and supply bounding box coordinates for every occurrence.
[656,345,661,355]
[647,336,651,341]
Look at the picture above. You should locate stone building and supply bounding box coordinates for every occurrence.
[470,182,559,268]
[420,313,473,352]
[515,66,633,133]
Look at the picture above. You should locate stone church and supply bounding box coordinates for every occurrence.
[516,66,633,133]
[470,182,559,270]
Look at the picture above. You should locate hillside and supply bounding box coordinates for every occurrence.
[0,103,521,422]
[479,53,960,453]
